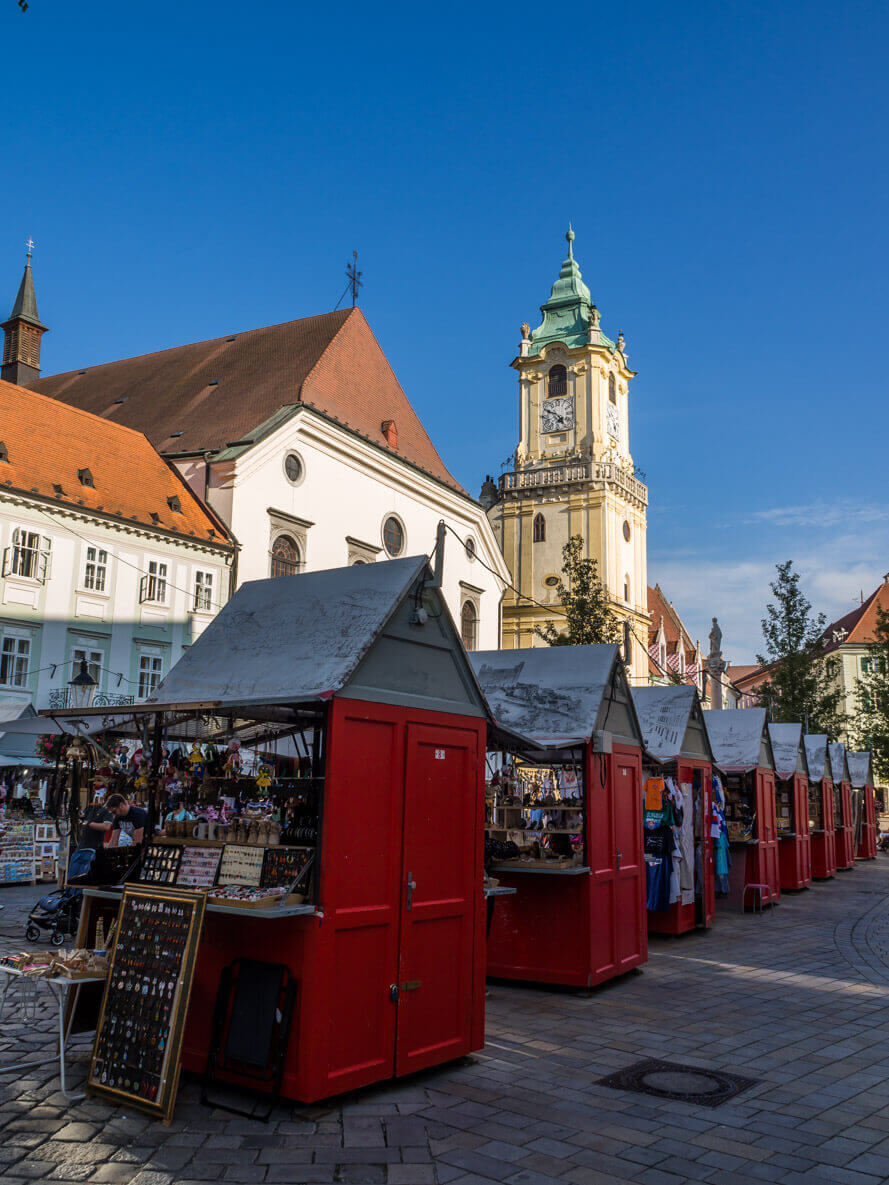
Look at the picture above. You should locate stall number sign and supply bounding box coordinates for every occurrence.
[435,749,446,760]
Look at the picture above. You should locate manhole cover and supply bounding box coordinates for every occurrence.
[598,1058,757,1108]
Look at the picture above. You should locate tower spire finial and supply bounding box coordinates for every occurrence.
[25,236,34,263]
[566,222,575,258]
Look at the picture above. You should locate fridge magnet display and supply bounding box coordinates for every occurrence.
[87,885,206,1123]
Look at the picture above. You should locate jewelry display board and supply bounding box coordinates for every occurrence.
[87,885,206,1123]
[260,846,313,888]
[776,784,794,836]
[218,844,264,886]
[139,843,183,885]
[177,845,223,889]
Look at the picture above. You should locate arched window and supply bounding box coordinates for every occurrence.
[623,576,631,603]
[271,534,300,578]
[533,513,546,543]
[608,373,617,404]
[659,643,666,669]
[461,602,478,651]
[623,620,633,667]
[548,365,567,397]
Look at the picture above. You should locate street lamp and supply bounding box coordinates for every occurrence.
[68,660,98,710]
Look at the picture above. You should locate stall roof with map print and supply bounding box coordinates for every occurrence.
[702,707,774,772]
[631,685,713,764]
[847,750,874,788]
[829,742,851,785]
[768,722,809,781]
[804,734,831,782]
[468,644,643,749]
[144,555,490,718]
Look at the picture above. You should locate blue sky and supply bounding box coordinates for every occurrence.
[2,1,887,662]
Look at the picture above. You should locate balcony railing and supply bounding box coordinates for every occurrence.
[46,690,135,710]
[500,460,648,506]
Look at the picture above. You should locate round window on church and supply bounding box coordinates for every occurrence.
[284,452,304,485]
[623,520,631,542]
[382,515,405,557]
[544,575,560,588]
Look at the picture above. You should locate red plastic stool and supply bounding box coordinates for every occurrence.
[743,883,774,914]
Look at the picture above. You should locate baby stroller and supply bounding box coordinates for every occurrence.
[25,885,83,947]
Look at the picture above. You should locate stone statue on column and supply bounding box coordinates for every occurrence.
[706,616,727,710]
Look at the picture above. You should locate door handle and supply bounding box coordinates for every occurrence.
[389,984,399,1003]
[406,872,417,911]
[616,848,622,870]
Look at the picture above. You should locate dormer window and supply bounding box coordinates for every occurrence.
[78,469,95,488]
[167,496,182,513]
[547,365,567,397]
[608,373,617,404]
[150,512,160,525]
[0,443,8,463]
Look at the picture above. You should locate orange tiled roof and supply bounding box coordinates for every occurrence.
[818,580,889,654]
[32,307,466,496]
[0,379,231,547]
[727,664,768,689]
[647,584,696,662]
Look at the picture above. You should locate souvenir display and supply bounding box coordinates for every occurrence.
[723,775,755,842]
[485,757,585,867]
[776,783,794,836]
[218,843,264,886]
[260,845,313,888]
[176,845,223,889]
[0,820,36,885]
[88,885,206,1123]
[206,885,296,908]
[138,843,183,885]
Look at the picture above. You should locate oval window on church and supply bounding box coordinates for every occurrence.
[544,575,560,588]
[623,520,631,542]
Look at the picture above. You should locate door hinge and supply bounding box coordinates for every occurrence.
[400,980,421,992]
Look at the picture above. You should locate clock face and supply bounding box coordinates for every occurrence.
[606,402,620,441]
[541,396,574,434]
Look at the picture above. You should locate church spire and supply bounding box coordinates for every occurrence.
[2,240,48,386]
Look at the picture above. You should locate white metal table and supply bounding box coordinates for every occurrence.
[0,965,105,1100]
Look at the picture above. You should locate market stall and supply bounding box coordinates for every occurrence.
[829,743,855,871]
[470,644,647,988]
[804,735,836,880]
[630,685,715,935]
[702,709,780,909]
[848,751,877,859]
[52,555,493,1108]
[768,723,812,891]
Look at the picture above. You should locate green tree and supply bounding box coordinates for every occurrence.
[535,535,620,647]
[853,605,889,780]
[756,560,845,735]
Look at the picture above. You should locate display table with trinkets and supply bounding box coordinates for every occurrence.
[0,949,108,1100]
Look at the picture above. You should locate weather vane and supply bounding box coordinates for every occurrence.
[346,250,363,307]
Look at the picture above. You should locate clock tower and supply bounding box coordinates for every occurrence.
[485,228,650,682]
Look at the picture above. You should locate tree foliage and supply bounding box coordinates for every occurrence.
[853,604,889,781]
[756,560,845,735]
[535,535,621,647]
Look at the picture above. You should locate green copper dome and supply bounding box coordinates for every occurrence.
[528,226,613,354]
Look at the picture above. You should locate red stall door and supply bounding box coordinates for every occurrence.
[396,722,479,1077]
[589,748,646,985]
[758,771,781,898]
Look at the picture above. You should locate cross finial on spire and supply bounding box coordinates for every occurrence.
[566,223,575,258]
[25,237,34,262]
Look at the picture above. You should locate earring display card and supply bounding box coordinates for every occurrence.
[139,843,183,885]
[87,885,206,1124]
[218,844,264,887]
[177,845,222,889]
[260,845,313,888]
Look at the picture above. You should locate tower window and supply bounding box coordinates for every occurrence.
[547,365,567,398]
[461,601,478,651]
[623,620,633,666]
[533,513,546,543]
[609,373,617,404]
[623,577,630,603]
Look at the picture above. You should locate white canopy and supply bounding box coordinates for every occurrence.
[847,751,874,788]
[631,685,712,763]
[703,708,773,772]
[768,722,808,780]
[804,734,830,781]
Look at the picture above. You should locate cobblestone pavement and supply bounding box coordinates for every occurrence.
[3,862,889,1185]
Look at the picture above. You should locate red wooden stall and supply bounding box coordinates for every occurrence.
[631,685,715,935]
[470,645,647,989]
[78,556,493,1105]
[805,735,836,880]
[830,744,856,871]
[849,751,878,859]
[768,723,812,891]
[703,709,781,909]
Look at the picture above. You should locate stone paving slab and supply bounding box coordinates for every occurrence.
[3,861,889,1182]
